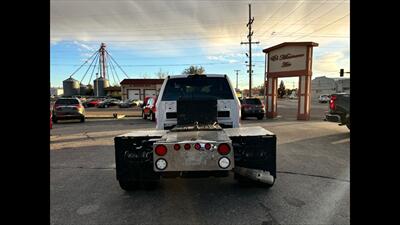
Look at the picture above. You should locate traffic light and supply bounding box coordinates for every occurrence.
[340,69,344,77]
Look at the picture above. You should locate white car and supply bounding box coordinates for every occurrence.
[318,95,330,103]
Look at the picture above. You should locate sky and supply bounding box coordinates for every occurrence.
[50,0,350,90]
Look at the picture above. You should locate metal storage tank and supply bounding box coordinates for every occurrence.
[63,77,80,97]
[79,83,89,95]
[94,77,110,97]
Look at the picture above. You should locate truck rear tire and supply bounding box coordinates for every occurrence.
[118,180,140,191]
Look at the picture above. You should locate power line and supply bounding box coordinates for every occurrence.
[292,13,349,41]
[69,50,98,77]
[258,0,306,38]
[87,53,99,86]
[105,50,130,78]
[80,51,99,84]
[265,0,346,42]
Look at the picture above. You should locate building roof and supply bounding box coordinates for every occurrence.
[120,79,165,85]
[262,42,319,53]
[104,86,121,91]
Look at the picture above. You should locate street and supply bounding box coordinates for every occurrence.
[50,99,349,225]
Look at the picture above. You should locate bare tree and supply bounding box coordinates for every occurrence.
[155,68,169,78]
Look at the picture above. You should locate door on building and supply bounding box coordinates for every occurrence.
[127,89,140,100]
[144,89,157,98]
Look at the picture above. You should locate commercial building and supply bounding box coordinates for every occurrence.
[120,79,164,101]
[311,76,350,99]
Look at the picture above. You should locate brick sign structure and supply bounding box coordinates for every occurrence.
[263,42,318,120]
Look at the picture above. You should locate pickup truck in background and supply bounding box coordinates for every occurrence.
[325,93,350,130]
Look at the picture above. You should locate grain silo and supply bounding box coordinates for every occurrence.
[63,77,80,97]
[79,83,89,95]
[94,77,110,97]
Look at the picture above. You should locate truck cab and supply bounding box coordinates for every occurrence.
[155,74,241,130]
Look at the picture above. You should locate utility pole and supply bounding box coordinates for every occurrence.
[241,3,259,97]
[234,70,240,89]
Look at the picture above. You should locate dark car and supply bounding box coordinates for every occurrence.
[97,98,121,108]
[142,96,157,121]
[240,98,265,120]
[52,98,85,123]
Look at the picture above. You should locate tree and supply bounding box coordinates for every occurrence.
[182,65,205,75]
[277,80,286,98]
[155,68,169,79]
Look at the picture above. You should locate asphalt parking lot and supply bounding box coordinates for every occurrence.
[50,99,350,225]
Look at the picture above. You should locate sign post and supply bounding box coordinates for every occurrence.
[262,42,318,120]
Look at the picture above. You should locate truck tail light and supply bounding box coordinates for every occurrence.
[218,143,230,155]
[218,157,230,169]
[184,143,191,150]
[329,95,336,110]
[173,144,180,151]
[205,143,211,150]
[194,143,201,150]
[155,145,167,156]
[155,158,167,170]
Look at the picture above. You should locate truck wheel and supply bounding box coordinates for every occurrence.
[118,180,140,191]
[142,111,147,119]
[150,111,155,121]
[80,116,85,123]
[234,173,274,188]
[142,180,159,190]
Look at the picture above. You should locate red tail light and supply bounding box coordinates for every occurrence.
[155,145,167,156]
[184,143,191,150]
[205,143,211,150]
[194,143,201,150]
[173,144,180,151]
[329,95,336,110]
[218,143,231,155]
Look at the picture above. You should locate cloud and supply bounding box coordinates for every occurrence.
[50,0,349,72]
[73,41,95,51]
[313,49,349,75]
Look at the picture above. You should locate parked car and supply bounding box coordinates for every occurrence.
[84,98,103,107]
[97,98,122,108]
[325,93,350,130]
[318,94,331,103]
[119,99,143,108]
[119,99,135,108]
[240,97,265,120]
[142,96,157,121]
[52,97,86,123]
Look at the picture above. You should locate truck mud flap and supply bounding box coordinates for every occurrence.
[115,136,161,182]
[230,135,276,178]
